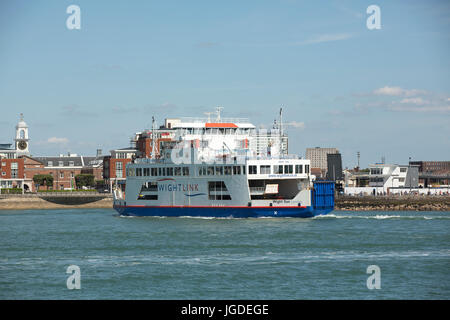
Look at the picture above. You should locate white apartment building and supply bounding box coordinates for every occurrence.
[369,163,419,190]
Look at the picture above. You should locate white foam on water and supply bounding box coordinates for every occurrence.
[314,213,449,220]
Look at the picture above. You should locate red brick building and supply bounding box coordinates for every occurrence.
[0,157,28,191]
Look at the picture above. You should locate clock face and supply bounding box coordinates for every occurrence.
[18,141,27,150]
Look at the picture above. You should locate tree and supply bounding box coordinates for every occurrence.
[33,174,53,190]
[75,174,95,189]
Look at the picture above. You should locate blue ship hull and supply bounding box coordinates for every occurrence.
[113,205,334,218]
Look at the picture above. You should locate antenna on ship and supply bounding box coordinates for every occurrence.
[204,112,213,123]
[216,106,223,122]
[279,107,283,157]
[151,116,157,159]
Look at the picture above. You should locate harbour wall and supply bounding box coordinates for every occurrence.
[0,193,113,210]
[335,195,450,211]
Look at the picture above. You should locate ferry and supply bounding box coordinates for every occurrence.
[113,109,334,218]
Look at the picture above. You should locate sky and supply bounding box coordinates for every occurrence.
[0,0,449,168]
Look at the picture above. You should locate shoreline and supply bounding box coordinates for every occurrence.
[0,194,449,211]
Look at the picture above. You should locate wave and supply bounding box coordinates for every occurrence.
[313,213,450,220]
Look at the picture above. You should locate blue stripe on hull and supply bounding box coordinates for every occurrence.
[113,205,333,218]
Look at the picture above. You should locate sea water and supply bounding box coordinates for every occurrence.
[0,209,448,299]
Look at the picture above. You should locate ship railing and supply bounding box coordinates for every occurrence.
[180,117,250,123]
[245,154,301,160]
[134,158,171,164]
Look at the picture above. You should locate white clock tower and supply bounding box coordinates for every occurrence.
[15,113,30,157]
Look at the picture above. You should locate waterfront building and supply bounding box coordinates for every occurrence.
[103,147,137,190]
[409,160,450,187]
[368,163,419,191]
[0,114,30,192]
[24,153,104,191]
[326,153,343,181]
[306,147,339,178]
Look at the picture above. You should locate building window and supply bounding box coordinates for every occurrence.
[71,172,74,178]
[115,162,123,178]
[248,165,257,174]
[260,165,271,174]
[305,165,310,174]
[60,172,64,178]
[69,161,74,167]
[295,165,303,174]
[400,167,407,173]
[48,161,53,166]
[58,161,64,167]
[370,168,382,175]
[11,162,18,178]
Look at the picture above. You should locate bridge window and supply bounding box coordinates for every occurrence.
[183,167,189,176]
[273,165,283,174]
[215,166,223,175]
[167,167,174,176]
[151,168,157,176]
[260,165,270,174]
[305,165,310,174]
[295,165,303,174]
[207,166,214,175]
[284,165,293,174]
[233,166,241,175]
[174,167,182,176]
[248,165,257,174]
[224,166,232,175]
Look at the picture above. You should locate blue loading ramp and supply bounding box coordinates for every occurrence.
[312,181,335,210]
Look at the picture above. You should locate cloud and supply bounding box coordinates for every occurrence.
[60,104,97,117]
[388,105,450,113]
[372,86,427,97]
[353,87,450,114]
[285,121,305,129]
[47,137,69,144]
[111,106,141,113]
[297,33,353,45]
[399,97,429,105]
